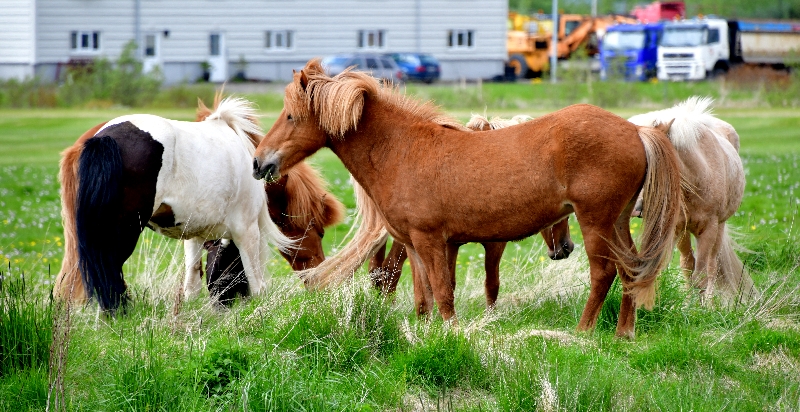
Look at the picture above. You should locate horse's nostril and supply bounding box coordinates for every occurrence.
[253,158,259,171]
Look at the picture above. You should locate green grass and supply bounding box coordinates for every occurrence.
[0,83,799,410]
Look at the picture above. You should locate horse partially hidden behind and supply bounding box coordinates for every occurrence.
[54,97,294,313]
[195,97,346,305]
[369,114,574,306]
[253,59,683,338]
[628,97,754,303]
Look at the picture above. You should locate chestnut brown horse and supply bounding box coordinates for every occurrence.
[54,99,344,308]
[628,97,755,304]
[253,60,682,338]
[369,114,574,307]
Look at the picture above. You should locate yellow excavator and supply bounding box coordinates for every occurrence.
[507,12,636,78]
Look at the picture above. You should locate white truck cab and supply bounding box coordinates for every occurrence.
[657,18,729,81]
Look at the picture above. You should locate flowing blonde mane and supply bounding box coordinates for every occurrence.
[285,59,468,138]
[197,91,263,152]
[628,96,716,150]
[284,162,345,227]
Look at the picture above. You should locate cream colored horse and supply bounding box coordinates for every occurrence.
[629,97,755,304]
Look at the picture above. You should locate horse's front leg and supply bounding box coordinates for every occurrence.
[693,221,723,306]
[233,224,267,296]
[183,238,204,299]
[406,245,433,318]
[409,233,460,324]
[482,242,507,309]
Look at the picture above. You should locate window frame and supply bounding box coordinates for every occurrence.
[70,30,101,55]
[447,29,475,50]
[357,29,386,50]
[265,30,295,51]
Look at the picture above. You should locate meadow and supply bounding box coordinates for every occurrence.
[1,81,799,411]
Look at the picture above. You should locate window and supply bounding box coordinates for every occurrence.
[210,34,221,56]
[144,34,157,57]
[707,28,720,44]
[358,30,385,49]
[265,30,293,50]
[70,31,100,53]
[448,30,474,49]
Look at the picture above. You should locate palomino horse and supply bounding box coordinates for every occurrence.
[253,60,682,338]
[369,114,574,306]
[628,97,754,303]
[54,97,293,313]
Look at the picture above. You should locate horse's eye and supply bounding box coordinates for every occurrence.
[318,228,325,239]
[287,114,293,121]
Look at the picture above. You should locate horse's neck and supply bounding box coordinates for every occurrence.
[326,101,430,201]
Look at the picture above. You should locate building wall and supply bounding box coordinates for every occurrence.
[0,0,36,80]
[10,0,507,83]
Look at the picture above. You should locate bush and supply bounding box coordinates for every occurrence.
[57,40,162,107]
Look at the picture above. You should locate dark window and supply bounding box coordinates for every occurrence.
[366,58,379,69]
[707,28,720,44]
[210,34,220,56]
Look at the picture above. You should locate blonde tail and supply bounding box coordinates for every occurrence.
[618,124,682,309]
[298,177,389,288]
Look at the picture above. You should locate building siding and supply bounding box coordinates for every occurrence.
[0,0,36,79]
[7,0,507,83]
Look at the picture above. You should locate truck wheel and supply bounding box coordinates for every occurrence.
[509,54,530,79]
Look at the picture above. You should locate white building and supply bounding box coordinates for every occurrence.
[0,0,507,84]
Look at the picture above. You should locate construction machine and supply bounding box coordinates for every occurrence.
[507,12,637,78]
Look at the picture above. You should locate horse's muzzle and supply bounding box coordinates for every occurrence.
[253,157,279,181]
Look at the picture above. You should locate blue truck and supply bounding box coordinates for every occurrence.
[599,23,663,81]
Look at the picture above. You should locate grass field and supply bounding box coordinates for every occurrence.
[1,85,799,411]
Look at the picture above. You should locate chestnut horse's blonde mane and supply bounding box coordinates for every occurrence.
[466,114,533,131]
[285,59,469,138]
[197,91,263,153]
[284,162,345,228]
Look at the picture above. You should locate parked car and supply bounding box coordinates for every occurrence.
[320,53,405,83]
[385,53,441,83]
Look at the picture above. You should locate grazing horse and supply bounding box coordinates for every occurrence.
[628,97,754,303]
[54,97,293,313]
[369,114,574,307]
[253,60,683,338]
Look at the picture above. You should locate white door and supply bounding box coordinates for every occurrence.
[142,33,161,73]
[208,32,227,82]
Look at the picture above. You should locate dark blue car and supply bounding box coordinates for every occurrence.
[386,53,441,83]
[600,23,663,81]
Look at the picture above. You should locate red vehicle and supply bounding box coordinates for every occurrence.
[631,1,685,23]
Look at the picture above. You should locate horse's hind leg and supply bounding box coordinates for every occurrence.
[693,221,723,305]
[675,230,696,288]
[377,240,408,295]
[483,242,506,309]
[183,238,204,299]
[613,210,639,339]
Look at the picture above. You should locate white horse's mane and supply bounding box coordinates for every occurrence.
[466,114,533,130]
[628,96,717,150]
[203,97,263,155]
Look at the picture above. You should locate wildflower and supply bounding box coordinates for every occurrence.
[29,241,36,246]
[751,225,756,231]
[56,241,62,247]
[539,256,545,262]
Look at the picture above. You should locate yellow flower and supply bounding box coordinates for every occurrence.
[55,236,61,241]
[45,239,51,244]
[539,256,545,262]
[2,219,8,225]
[631,222,638,228]
[751,225,756,231]
[57,242,63,247]
[29,241,36,247]
[43,258,48,263]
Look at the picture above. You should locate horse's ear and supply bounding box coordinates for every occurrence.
[299,69,309,91]
[656,118,675,134]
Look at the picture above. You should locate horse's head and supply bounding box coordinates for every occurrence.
[265,163,345,271]
[254,62,329,181]
[542,218,574,260]
[254,59,379,181]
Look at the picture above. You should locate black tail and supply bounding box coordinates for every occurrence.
[76,136,127,312]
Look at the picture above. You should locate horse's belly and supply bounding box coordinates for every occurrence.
[149,220,228,240]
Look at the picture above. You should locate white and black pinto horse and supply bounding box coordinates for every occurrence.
[70,98,292,312]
